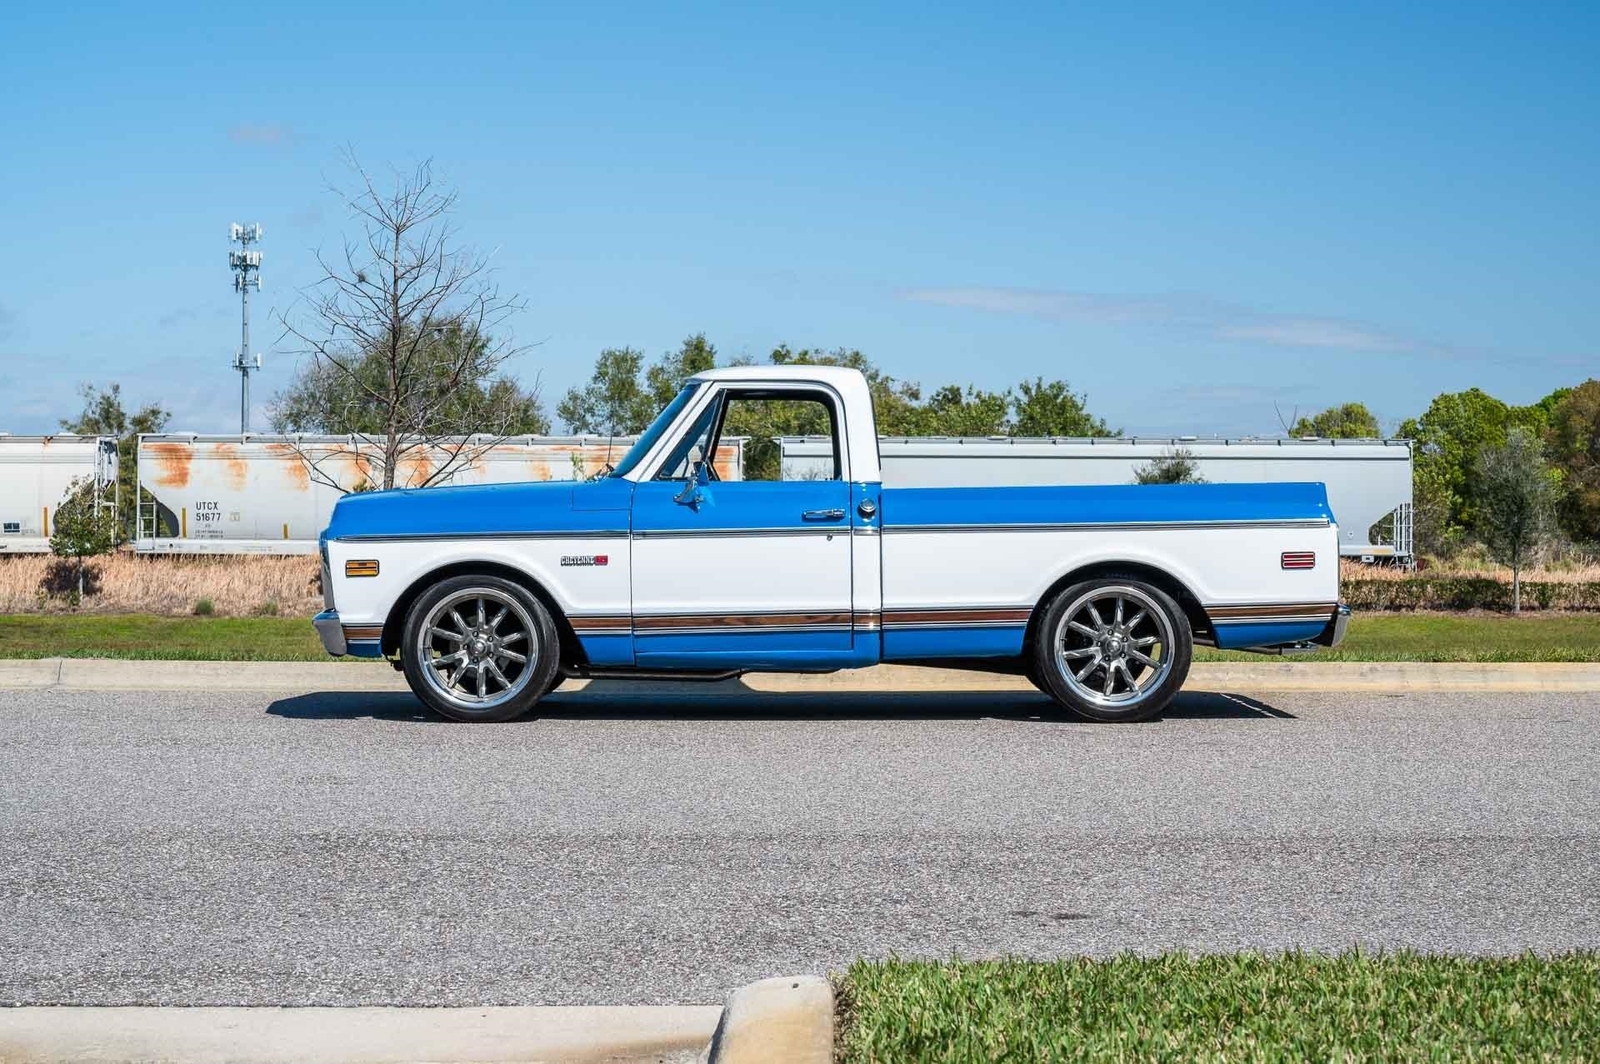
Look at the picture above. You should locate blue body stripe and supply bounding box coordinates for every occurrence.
[882,481,1333,528]
[882,626,1027,660]
[634,630,879,670]
[1212,621,1328,649]
[575,633,634,667]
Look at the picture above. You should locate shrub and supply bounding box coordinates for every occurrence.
[1343,577,1600,612]
[193,598,215,616]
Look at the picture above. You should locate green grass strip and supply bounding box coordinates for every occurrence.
[838,953,1600,1063]
[1195,612,1600,663]
[0,615,360,662]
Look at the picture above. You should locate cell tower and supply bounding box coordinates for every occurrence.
[228,223,264,432]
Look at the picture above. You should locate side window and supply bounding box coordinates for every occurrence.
[651,388,844,482]
[721,392,841,482]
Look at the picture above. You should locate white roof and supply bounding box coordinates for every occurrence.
[690,364,868,387]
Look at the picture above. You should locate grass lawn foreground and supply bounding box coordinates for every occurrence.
[0,610,1595,663]
[837,953,1600,1062]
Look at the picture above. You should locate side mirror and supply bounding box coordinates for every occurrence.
[674,445,709,509]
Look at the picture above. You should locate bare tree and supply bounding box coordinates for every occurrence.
[277,155,538,491]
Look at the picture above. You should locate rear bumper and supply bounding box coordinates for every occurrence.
[1315,604,1352,648]
[313,610,346,656]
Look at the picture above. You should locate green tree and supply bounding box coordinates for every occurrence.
[49,476,119,598]
[59,382,170,539]
[904,384,1011,436]
[1398,388,1516,545]
[1133,448,1207,485]
[1474,427,1561,612]
[273,322,547,438]
[1291,402,1382,439]
[1010,377,1119,437]
[645,333,718,410]
[556,347,655,436]
[1545,379,1600,542]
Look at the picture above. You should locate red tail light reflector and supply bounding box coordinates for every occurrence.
[1281,551,1316,570]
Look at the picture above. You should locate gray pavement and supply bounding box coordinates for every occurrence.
[2,684,1597,1006]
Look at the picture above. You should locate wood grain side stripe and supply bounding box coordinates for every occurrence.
[634,611,853,631]
[881,606,1033,629]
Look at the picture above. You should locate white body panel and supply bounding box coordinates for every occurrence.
[782,436,1411,559]
[326,535,633,627]
[0,436,118,553]
[630,533,851,617]
[880,524,1341,611]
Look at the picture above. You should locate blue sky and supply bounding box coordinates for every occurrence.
[1,0,1595,437]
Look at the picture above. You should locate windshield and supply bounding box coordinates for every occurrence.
[608,382,703,478]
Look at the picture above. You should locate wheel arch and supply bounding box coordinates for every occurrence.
[381,560,586,666]
[1023,560,1212,659]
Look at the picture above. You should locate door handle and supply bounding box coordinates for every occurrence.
[801,508,846,521]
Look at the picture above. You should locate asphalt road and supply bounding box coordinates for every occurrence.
[2,683,1597,1006]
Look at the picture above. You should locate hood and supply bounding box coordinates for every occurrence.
[323,479,624,541]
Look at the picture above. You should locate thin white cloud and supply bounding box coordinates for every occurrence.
[900,285,1422,356]
[1217,318,1405,352]
[229,122,292,146]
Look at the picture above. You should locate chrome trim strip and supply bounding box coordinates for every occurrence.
[1206,602,1338,618]
[880,606,1033,630]
[883,518,1330,534]
[634,624,853,636]
[1213,616,1335,626]
[631,526,845,540]
[336,529,628,543]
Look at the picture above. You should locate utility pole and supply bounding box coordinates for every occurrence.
[228,223,263,432]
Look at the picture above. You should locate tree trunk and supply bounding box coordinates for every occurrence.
[77,558,84,598]
[1512,561,1521,614]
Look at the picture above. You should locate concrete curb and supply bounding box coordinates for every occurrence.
[1,657,1597,693]
[700,975,833,1064]
[0,1004,723,1064]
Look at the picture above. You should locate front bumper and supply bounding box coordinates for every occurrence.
[313,610,346,656]
[1315,604,1352,648]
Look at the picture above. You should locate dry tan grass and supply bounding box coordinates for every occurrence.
[1,553,323,617]
[1341,559,1600,583]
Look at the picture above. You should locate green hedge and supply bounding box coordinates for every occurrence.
[1343,577,1600,611]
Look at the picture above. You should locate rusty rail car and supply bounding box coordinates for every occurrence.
[0,435,118,553]
[135,434,745,555]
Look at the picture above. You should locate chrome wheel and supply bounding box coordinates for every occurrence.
[415,587,537,711]
[1053,584,1175,709]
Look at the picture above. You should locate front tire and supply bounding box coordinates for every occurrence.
[400,575,560,722]
[1032,576,1192,722]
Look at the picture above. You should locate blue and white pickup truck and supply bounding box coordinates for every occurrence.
[315,365,1349,722]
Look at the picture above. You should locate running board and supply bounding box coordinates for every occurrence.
[561,666,746,683]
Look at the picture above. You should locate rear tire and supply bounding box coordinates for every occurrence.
[1032,575,1191,722]
[400,575,560,722]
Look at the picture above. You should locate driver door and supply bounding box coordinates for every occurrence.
[629,385,855,669]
